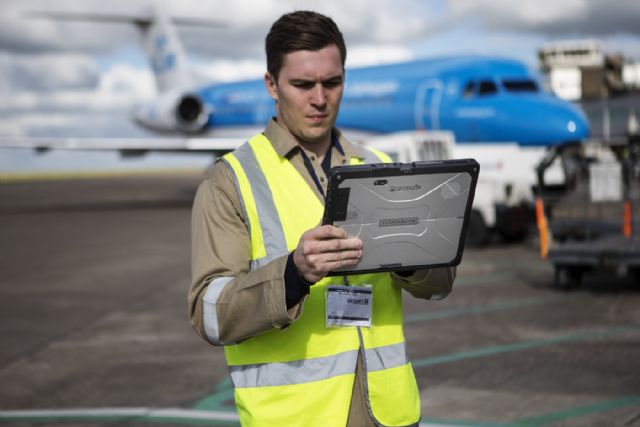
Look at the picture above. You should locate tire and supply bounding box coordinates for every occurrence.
[465,210,491,247]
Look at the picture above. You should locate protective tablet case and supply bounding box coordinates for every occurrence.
[322,159,479,275]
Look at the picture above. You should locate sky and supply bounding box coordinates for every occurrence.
[0,0,639,172]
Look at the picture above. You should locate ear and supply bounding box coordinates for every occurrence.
[264,72,278,102]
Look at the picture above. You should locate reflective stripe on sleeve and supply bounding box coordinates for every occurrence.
[229,349,359,388]
[202,276,234,346]
[250,256,272,271]
[364,342,409,373]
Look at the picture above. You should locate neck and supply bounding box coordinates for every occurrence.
[297,136,331,162]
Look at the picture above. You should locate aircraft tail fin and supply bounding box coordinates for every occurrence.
[25,9,224,94]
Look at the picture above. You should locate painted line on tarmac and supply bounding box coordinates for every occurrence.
[412,324,640,368]
[420,419,507,427]
[193,376,235,411]
[405,296,566,324]
[0,408,482,427]
[509,395,640,426]
[0,408,240,425]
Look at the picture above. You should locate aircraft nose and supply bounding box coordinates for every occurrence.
[564,107,590,141]
[536,100,591,145]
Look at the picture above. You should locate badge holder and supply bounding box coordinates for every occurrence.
[325,276,372,328]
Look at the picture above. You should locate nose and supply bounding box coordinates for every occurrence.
[310,84,327,107]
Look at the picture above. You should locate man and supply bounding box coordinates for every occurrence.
[189,10,455,427]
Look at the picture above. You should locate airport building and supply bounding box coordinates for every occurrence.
[538,39,629,101]
[539,40,640,141]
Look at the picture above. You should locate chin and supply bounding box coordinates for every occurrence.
[303,130,331,143]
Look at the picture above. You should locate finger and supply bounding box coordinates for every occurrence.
[308,249,362,267]
[311,224,348,240]
[325,257,361,272]
[320,237,363,253]
[302,236,362,256]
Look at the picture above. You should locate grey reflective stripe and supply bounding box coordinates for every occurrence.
[202,276,234,346]
[232,142,288,269]
[221,157,252,242]
[360,146,385,164]
[229,349,359,388]
[364,342,409,373]
[251,256,271,270]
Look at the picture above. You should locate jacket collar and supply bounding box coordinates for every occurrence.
[263,118,368,161]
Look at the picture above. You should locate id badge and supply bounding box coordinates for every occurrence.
[326,285,372,328]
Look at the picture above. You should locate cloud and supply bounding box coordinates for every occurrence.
[0,61,154,136]
[0,53,98,93]
[347,45,414,67]
[192,59,264,83]
[0,62,153,111]
[447,0,640,37]
[0,0,433,58]
[0,0,140,53]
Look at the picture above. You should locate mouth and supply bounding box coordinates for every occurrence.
[307,114,328,124]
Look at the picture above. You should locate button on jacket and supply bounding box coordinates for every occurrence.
[189,119,456,426]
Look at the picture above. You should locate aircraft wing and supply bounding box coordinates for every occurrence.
[0,136,245,156]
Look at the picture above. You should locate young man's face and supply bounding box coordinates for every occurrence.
[265,44,344,149]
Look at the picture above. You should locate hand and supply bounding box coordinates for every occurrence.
[293,225,363,283]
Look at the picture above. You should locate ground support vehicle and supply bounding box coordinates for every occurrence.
[538,142,640,288]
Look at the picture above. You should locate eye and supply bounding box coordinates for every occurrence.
[292,81,314,90]
[323,79,343,89]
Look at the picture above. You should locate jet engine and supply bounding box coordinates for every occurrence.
[133,90,210,134]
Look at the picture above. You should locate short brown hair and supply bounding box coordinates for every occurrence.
[265,11,346,82]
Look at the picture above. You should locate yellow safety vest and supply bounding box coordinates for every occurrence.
[221,134,420,427]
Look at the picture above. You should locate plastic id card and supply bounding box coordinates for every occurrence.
[325,285,372,327]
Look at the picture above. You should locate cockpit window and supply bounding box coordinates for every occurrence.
[477,80,498,95]
[502,79,538,92]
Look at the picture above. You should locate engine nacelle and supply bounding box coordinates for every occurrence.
[133,90,209,134]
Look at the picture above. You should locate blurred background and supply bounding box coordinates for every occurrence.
[0,1,639,426]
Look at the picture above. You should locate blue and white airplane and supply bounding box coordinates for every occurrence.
[139,54,590,148]
[6,8,589,154]
[122,9,589,149]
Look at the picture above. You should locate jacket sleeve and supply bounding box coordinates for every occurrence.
[188,161,305,346]
[391,266,456,300]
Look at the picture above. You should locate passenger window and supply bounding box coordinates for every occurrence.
[463,81,476,98]
[502,79,538,92]
[477,80,498,95]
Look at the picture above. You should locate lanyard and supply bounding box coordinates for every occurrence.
[299,148,330,200]
[298,133,345,200]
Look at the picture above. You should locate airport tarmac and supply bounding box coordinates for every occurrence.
[0,171,639,427]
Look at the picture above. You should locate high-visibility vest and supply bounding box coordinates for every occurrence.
[220,134,420,427]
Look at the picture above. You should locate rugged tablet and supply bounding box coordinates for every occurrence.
[322,159,479,275]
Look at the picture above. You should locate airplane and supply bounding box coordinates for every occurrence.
[133,15,590,150]
[6,7,589,153]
